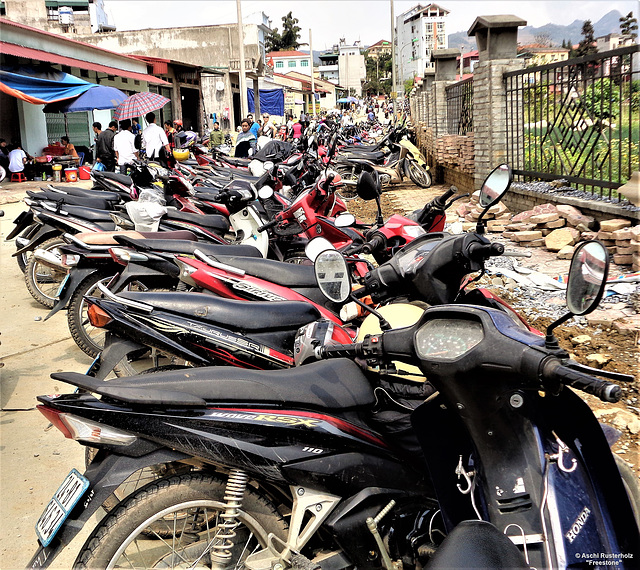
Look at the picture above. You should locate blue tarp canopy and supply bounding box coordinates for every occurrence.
[247,88,284,116]
[0,66,95,105]
[43,85,127,113]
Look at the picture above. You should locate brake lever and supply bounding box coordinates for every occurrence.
[443,194,470,210]
[565,359,634,383]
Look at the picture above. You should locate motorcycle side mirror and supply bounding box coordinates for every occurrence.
[545,240,609,350]
[305,237,335,262]
[476,164,512,233]
[335,212,356,228]
[356,170,381,201]
[314,249,351,303]
[257,187,274,200]
[263,161,275,172]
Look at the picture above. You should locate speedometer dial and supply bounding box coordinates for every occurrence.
[415,319,484,360]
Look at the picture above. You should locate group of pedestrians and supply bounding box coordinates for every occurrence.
[93,112,174,173]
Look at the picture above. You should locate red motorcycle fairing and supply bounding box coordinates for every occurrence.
[176,255,344,324]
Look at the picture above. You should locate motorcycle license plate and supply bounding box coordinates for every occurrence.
[35,469,89,547]
[55,273,70,298]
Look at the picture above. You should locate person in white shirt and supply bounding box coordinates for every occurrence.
[142,111,170,162]
[113,119,139,174]
[8,144,27,173]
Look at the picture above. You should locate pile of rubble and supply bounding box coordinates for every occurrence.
[457,192,640,270]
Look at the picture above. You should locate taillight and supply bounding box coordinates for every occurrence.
[37,405,137,445]
[109,247,148,265]
[87,302,112,328]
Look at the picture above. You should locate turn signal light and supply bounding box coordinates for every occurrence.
[87,303,112,328]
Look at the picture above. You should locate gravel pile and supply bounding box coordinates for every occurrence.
[511,181,640,213]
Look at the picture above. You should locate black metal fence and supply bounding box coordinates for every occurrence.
[445,77,473,135]
[504,45,639,199]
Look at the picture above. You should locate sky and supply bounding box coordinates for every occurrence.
[102,0,638,51]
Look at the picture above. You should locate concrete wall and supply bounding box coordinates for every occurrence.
[17,100,48,156]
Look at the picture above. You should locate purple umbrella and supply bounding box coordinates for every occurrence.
[113,91,170,121]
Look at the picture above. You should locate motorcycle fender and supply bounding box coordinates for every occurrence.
[12,223,59,256]
[44,267,97,321]
[26,448,189,570]
[89,332,148,380]
[6,210,34,240]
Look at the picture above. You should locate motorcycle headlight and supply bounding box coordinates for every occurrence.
[404,225,426,238]
[415,319,484,361]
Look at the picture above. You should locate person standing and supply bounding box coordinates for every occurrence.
[208,121,224,149]
[132,118,142,135]
[142,112,170,162]
[95,121,117,171]
[258,113,276,139]
[113,119,138,174]
[164,121,175,148]
[247,114,260,138]
[234,119,256,158]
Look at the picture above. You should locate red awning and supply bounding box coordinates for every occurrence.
[1,42,169,85]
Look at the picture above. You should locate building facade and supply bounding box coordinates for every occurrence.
[266,50,312,76]
[366,39,392,59]
[396,3,449,82]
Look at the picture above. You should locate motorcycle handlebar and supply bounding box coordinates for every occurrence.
[467,241,504,261]
[319,343,362,359]
[362,234,386,255]
[544,361,621,403]
[257,218,279,233]
[322,172,336,191]
[434,185,458,207]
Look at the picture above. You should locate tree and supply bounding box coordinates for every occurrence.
[619,11,638,39]
[534,33,552,47]
[576,20,597,57]
[363,53,392,95]
[266,11,301,52]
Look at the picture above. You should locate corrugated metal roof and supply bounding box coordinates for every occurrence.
[1,41,168,85]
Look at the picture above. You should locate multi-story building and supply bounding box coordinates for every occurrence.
[596,33,636,52]
[518,45,570,67]
[1,0,113,34]
[366,39,392,59]
[396,3,449,82]
[318,40,365,95]
[266,50,312,76]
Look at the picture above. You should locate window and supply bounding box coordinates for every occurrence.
[276,61,284,68]
[288,60,296,67]
[301,60,309,67]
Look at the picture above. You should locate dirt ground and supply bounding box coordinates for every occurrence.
[351,187,640,476]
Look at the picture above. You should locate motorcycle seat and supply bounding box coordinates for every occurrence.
[119,291,321,331]
[220,157,251,167]
[95,171,133,186]
[52,359,375,409]
[27,191,116,210]
[214,255,318,287]
[43,186,122,201]
[344,150,386,162]
[164,210,230,233]
[114,236,262,258]
[54,204,116,222]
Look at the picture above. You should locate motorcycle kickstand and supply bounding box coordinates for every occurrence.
[366,500,402,570]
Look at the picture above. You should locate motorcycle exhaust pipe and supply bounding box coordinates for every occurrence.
[33,247,68,270]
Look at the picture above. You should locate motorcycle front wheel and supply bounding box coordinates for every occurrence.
[404,159,432,188]
[24,237,68,308]
[74,473,288,570]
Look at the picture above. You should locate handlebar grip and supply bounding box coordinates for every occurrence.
[319,343,360,359]
[440,185,458,202]
[323,172,336,191]
[257,218,279,233]
[552,364,622,403]
[467,242,504,261]
[362,234,385,254]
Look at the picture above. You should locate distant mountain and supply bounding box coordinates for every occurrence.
[448,9,627,53]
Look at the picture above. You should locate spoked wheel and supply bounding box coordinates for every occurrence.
[67,272,114,357]
[335,167,359,200]
[74,473,288,570]
[403,159,432,188]
[24,237,68,308]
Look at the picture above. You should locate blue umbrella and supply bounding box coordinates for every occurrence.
[337,97,350,103]
[43,85,127,113]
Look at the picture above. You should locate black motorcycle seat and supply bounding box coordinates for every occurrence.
[52,359,374,409]
[213,255,317,287]
[27,191,116,210]
[44,186,122,201]
[113,236,262,257]
[344,150,386,162]
[54,204,116,222]
[119,291,321,331]
[95,171,133,186]
[164,210,230,233]
[340,157,376,167]
[220,157,251,167]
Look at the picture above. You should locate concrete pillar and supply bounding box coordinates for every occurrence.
[253,80,261,117]
[433,49,460,82]
[17,101,48,156]
[468,15,526,189]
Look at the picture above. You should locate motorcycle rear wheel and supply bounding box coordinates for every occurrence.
[24,237,67,308]
[404,159,432,188]
[74,473,288,570]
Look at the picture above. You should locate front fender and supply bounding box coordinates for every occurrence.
[26,448,190,569]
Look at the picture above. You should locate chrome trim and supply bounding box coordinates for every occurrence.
[95,282,153,312]
[194,249,246,276]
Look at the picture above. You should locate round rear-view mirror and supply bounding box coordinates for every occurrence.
[479,164,512,208]
[566,241,609,316]
[314,249,351,303]
[335,213,356,228]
